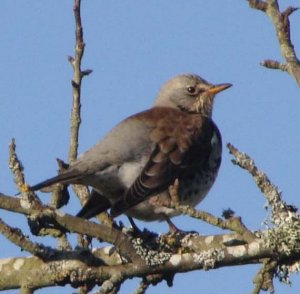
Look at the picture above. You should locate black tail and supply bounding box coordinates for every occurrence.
[30,170,81,192]
[76,189,111,219]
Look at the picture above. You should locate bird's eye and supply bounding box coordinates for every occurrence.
[187,86,196,94]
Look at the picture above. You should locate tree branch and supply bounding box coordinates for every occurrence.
[0,193,140,262]
[168,181,256,243]
[247,0,300,86]
[0,235,274,291]
[67,0,92,207]
[227,142,300,289]
[68,0,92,163]
[0,217,53,258]
[227,143,292,222]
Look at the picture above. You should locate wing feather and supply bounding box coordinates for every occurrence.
[111,110,213,217]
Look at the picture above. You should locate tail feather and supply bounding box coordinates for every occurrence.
[76,190,111,219]
[30,170,82,192]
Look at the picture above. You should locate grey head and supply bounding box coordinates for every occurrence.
[154,74,232,117]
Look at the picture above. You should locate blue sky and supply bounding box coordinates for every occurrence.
[1,1,300,293]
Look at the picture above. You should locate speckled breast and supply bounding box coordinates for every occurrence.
[178,127,222,207]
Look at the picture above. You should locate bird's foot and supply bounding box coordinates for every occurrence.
[166,217,198,236]
[127,216,158,239]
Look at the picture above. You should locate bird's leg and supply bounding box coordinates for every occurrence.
[165,217,182,234]
[127,216,142,233]
[165,217,198,235]
[127,216,158,240]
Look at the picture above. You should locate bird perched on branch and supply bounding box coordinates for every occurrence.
[30,74,232,232]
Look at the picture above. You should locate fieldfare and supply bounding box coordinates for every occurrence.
[30,74,232,231]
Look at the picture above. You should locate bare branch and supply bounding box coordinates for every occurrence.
[8,140,42,211]
[168,182,256,243]
[252,259,276,294]
[247,0,300,86]
[133,280,150,294]
[248,0,268,12]
[227,143,285,215]
[0,193,140,262]
[69,0,86,162]
[8,138,25,190]
[260,59,288,71]
[169,204,256,243]
[0,217,54,258]
[20,286,34,294]
[66,0,92,208]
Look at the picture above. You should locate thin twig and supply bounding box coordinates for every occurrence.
[248,0,267,12]
[98,274,123,294]
[260,59,288,71]
[20,286,34,294]
[8,138,25,190]
[247,0,300,86]
[252,259,276,294]
[8,139,42,209]
[133,280,150,294]
[168,181,256,243]
[170,204,256,243]
[68,0,90,162]
[67,0,92,206]
[227,143,285,215]
[0,217,55,258]
[133,275,167,294]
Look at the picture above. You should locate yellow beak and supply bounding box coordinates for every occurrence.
[207,83,232,95]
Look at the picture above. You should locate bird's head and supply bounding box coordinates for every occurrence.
[154,74,232,117]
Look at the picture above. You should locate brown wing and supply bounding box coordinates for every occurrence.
[110,108,213,217]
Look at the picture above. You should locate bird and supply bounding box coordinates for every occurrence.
[30,74,232,232]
